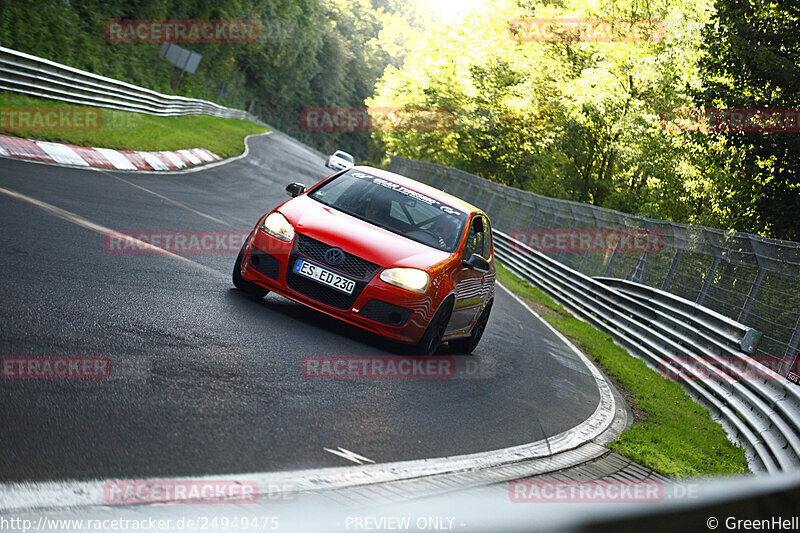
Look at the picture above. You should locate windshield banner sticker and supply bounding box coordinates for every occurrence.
[349,171,466,218]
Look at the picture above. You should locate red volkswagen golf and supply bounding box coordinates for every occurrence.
[233,166,496,354]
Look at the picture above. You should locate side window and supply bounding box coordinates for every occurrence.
[463,215,486,259]
[463,221,477,259]
[481,216,492,258]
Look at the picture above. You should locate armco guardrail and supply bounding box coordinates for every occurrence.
[389,155,800,379]
[495,230,800,473]
[0,46,262,123]
[595,277,763,355]
[390,155,800,473]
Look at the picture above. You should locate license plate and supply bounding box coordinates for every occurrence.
[293,259,355,295]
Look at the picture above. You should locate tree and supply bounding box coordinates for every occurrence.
[370,0,715,219]
[696,0,800,240]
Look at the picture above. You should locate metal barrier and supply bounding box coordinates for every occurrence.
[495,231,800,473]
[390,155,800,473]
[389,155,800,378]
[0,46,263,123]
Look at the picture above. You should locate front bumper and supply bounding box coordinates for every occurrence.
[239,229,436,345]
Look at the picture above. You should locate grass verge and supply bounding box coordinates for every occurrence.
[0,91,268,158]
[496,262,749,478]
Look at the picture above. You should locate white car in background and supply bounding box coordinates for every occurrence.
[325,150,355,171]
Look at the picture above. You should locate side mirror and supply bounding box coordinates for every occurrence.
[462,253,490,273]
[286,183,306,198]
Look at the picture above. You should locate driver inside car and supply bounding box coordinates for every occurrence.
[429,215,459,250]
[362,194,391,227]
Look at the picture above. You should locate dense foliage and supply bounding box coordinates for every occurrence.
[0,0,436,161]
[2,0,797,239]
[696,0,800,240]
[369,0,799,240]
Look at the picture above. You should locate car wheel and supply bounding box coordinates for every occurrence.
[415,298,454,356]
[233,244,269,298]
[449,300,492,354]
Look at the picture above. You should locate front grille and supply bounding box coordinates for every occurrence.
[296,233,380,279]
[287,271,362,310]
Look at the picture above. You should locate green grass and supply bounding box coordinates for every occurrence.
[0,91,268,157]
[496,262,749,478]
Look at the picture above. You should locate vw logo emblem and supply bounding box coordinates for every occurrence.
[324,247,345,266]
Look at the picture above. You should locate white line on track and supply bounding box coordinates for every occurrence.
[0,186,227,279]
[97,170,234,227]
[0,283,618,513]
[323,447,376,465]
[0,132,620,512]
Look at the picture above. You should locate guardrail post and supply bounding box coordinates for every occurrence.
[602,213,628,277]
[545,197,558,229]
[661,223,685,291]
[555,204,579,264]
[696,230,722,306]
[577,207,600,274]
[530,196,542,229]
[525,198,539,230]
[782,316,800,377]
[738,236,766,324]
[627,218,650,283]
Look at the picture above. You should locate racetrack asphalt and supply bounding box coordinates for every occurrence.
[0,133,600,482]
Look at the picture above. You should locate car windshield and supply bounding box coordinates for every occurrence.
[309,170,468,252]
[335,151,354,163]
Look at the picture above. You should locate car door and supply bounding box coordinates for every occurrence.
[447,214,489,333]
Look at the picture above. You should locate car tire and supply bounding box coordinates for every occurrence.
[233,244,269,298]
[414,298,454,356]
[449,300,492,354]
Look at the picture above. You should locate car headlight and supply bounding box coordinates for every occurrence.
[261,212,295,242]
[379,268,430,294]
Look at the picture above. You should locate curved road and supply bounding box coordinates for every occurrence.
[0,133,599,482]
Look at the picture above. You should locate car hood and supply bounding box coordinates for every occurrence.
[279,195,450,269]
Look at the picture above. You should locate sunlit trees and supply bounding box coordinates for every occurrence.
[0,0,436,161]
[696,0,800,240]
[370,0,789,233]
